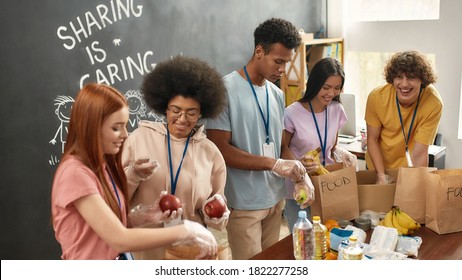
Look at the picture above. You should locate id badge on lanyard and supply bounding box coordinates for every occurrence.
[263,142,276,158]
[405,149,414,167]
[396,89,421,168]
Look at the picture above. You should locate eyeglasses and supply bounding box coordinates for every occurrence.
[167,106,202,121]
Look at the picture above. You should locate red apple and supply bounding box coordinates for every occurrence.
[204,198,226,218]
[159,194,181,214]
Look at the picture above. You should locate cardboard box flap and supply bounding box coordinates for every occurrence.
[356,169,399,213]
[356,169,399,185]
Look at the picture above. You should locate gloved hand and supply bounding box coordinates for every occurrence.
[376,173,392,184]
[201,194,230,224]
[333,146,358,170]
[128,191,182,227]
[129,157,160,182]
[299,154,319,174]
[272,159,306,182]
[293,175,315,209]
[175,220,218,259]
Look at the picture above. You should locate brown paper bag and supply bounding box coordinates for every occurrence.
[309,163,359,221]
[393,167,436,224]
[426,169,462,234]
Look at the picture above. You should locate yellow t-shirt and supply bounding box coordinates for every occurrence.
[365,84,443,169]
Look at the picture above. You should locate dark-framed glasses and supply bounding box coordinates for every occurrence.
[167,106,201,121]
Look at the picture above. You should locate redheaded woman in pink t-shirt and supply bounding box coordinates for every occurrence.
[51,83,217,259]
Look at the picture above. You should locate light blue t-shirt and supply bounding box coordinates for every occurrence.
[205,71,286,210]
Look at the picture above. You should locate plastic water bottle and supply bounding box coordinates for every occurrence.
[312,216,327,260]
[342,235,363,260]
[292,210,314,260]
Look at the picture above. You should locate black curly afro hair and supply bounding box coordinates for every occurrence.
[142,55,227,118]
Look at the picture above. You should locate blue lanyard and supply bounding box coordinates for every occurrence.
[308,101,328,166]
[396,88,422,152]
[107,166,135,260]
[243,66,270,144]
[167,125,191,195]
[106,166,122,210]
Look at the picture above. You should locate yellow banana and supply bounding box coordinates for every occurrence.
[391,209,409,235]
[306,147,321,158]
[316,166,329,175]
[382,210,394,228]
[393,206,421,231]
[305,147,329,175]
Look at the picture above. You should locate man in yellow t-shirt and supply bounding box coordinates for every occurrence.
[365,50,443,184]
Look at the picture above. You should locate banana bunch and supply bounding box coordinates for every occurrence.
[305,147,329,175]
[378,206,421,235]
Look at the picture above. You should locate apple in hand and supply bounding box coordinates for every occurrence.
[159,194,181,215]
[295,189,307,204]
[204,198,226,218]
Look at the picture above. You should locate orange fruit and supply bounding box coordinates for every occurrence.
[325,251,338,260]
[324,219,340,231]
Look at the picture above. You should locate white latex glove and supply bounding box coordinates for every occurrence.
[299,154,319,174]
[376,173,392,184]
[272,159,306,182]
[333,146,358,170]
[201,194,230,224]
[293,175,315,209]
[175,220,218,259]
[128,191,182,227]
[129,157,160,182]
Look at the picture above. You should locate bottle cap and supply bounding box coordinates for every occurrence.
[298,211,307,219]
[313,216,320,222]
[349,235,358,242]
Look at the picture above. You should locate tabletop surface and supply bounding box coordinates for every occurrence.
[250,226,462,260]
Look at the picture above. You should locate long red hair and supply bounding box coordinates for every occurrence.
[63,83,129,220]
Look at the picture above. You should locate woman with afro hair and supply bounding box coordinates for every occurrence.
[121,55,230,259]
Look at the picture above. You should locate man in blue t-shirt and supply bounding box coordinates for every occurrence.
[206,18,310,260]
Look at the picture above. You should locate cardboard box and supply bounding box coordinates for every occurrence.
[356,169,399,213]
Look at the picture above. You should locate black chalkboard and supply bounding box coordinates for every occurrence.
[0,0,324,259]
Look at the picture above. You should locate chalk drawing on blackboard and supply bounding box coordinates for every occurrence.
[124,90,165,132]
[125,90,146,132]
[146,110,165,123]
[113,38,121,46]
[50,95,74,153]
[49,154,60,166]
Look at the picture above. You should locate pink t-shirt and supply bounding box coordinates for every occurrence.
[51,156,128,259]
[283,101,347,197]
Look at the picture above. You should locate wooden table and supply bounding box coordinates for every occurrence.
[250,226,462,260]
